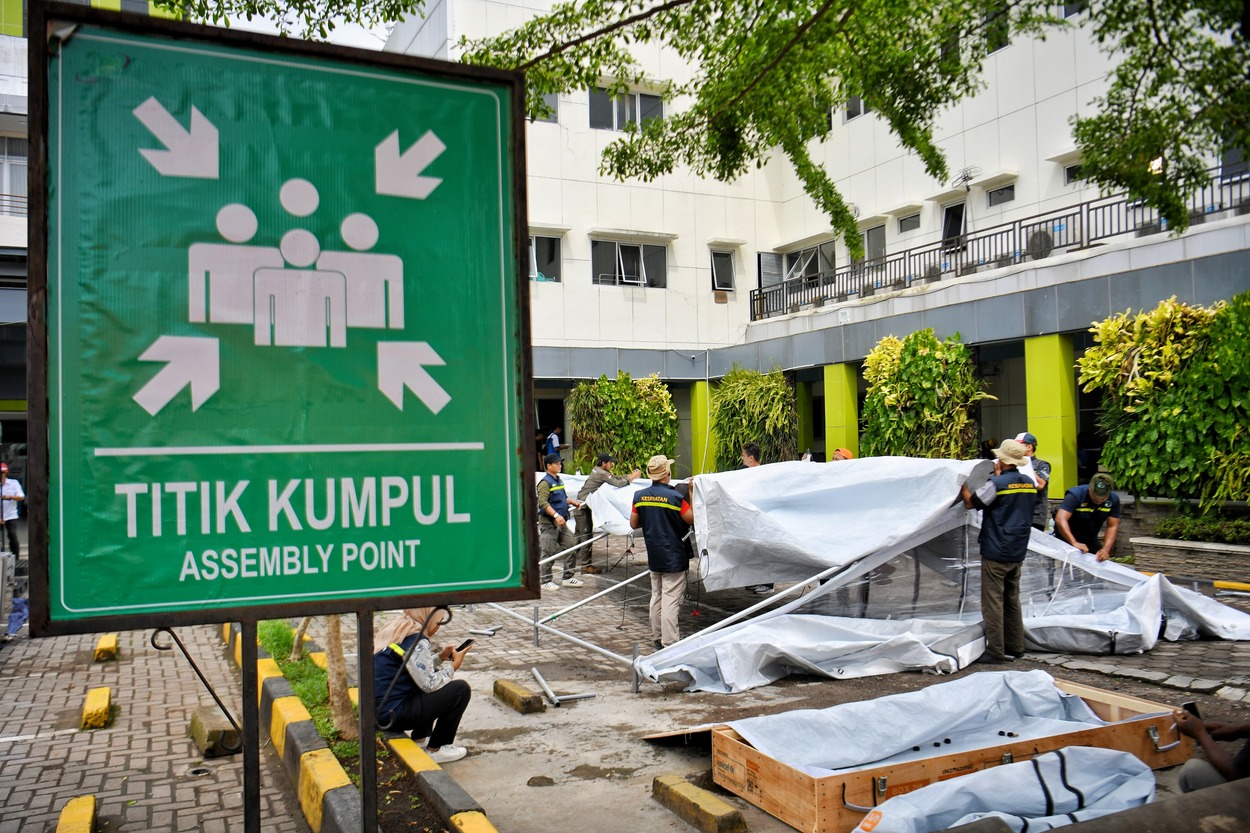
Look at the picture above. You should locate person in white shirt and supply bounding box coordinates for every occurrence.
[0,462,24,556]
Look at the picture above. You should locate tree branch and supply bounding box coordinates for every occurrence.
[517,0,699,72]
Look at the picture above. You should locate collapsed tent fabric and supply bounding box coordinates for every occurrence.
[629,458,1250,693]
[848,746,1155,833]
[729,670,1113,774]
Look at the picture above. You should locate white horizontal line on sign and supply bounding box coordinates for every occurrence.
[93,443,486,457]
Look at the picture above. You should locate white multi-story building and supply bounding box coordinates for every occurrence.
[388,0,1250,493]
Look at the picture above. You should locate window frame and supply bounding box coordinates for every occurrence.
[941,202,966,250]
[529,235,562,282]
[783,241,836,290]
[987,183,1016,207]
[710,250,735,292]
[530,92,559,124]
[1221,146,1248,182]
[983,1,1010,53]
[588,87,663,131]
[1064,163,1084,185]
[898,213,921,234]
[844,95,871,122]
[856,224,886,266]
[591,239,668,288]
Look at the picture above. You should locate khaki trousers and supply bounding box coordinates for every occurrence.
[980,557,1024,658]
[650,570,687,647]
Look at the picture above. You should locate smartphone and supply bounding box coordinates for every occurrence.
[1182,701,1201,719]
[455,638,475,652]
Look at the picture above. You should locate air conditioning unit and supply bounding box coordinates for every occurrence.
[1027,230,1054,260]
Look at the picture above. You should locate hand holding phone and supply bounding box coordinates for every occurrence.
[1182,701,1201,719]
[455,638,475,653]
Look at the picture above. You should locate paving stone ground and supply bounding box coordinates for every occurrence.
[0,625,309,833]
[4,531,1250,831]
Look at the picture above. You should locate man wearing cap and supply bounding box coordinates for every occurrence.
[1014,432,1051,530]
[0,462,23,557]
[574,453,641,574]
[960,439,1037,663]
[1054,474,1121,561]
[537,454,583,591]
[630,455,694,650]
[832,447,855,461]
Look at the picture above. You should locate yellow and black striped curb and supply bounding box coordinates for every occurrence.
[381,731,499,833]
[221,623,500,833]
[651,774,747,833]
[222,623,360,833]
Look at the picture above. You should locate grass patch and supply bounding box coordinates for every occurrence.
[257,619,359,773]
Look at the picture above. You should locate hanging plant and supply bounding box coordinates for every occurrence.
[710,366,798,470]
[861,329,992,458]
[566,372,678,473]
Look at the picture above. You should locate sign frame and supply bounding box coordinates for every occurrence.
[27,2,539,637]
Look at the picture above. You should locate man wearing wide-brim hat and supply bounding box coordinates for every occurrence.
[630,454,694,650]
[960,439,1037,664]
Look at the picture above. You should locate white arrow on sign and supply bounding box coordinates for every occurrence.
[378,342,451,413]
[375,130,445,199]
[133,97,219,179]
[134,336,221,416]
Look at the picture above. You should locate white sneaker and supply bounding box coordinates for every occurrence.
[409,734,429,748]
[427,744,467,763]
[563,577,584,587]
[541,581,561,591]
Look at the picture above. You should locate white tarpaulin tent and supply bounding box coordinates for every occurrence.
[617,458,1250,693]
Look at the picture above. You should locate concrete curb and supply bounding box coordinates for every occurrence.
[55,795,96,833]
[93,633,118,662]
[81,686,111,729]
[381,730,498,833]
[222,622,500,833]
[493,678,547,713]
[652,773,747,833]
[223,623,359,833]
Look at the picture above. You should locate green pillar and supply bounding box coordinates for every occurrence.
[823,363,859,457]
[690,380,717,474]
[1024,334,1078,495]
[796,381,815,457]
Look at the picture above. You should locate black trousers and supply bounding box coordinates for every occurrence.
[1,520,17,557]
[383,679,471,748]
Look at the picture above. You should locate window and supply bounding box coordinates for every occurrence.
[941,203,966,248]
[529,236,561,282]
[845,96,872,121]
[783,241,837,288]
[710,250,735,291]
[0,137,26,216]
[591,240,667,287]
[588,87,662,131]
[898,213,921,233]
[1221,146,1248,181]
[530,93,559,124]
[855,225,886,267]
[987,184,1015,207]
[1062,0,1088,17]
[984,1,1010,52]
[757,252,784,289]
[1064,163,1084,185]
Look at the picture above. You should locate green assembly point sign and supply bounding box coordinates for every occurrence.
[37,12,532,627]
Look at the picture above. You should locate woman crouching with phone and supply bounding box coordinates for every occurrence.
[373,607,473,763]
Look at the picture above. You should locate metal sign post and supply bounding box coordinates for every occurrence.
[27,4,536,830]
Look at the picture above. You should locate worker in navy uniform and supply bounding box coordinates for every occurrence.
[373,607,472,764]
[960,439,1037,664]
[1054,473,1121,562]
[630,454,694,650]
[537,453,583,590]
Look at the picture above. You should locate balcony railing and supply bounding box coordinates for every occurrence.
[750,170,1250,321]
[0,193,26,217]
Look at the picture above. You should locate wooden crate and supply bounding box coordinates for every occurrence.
[710,679,1192,833]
